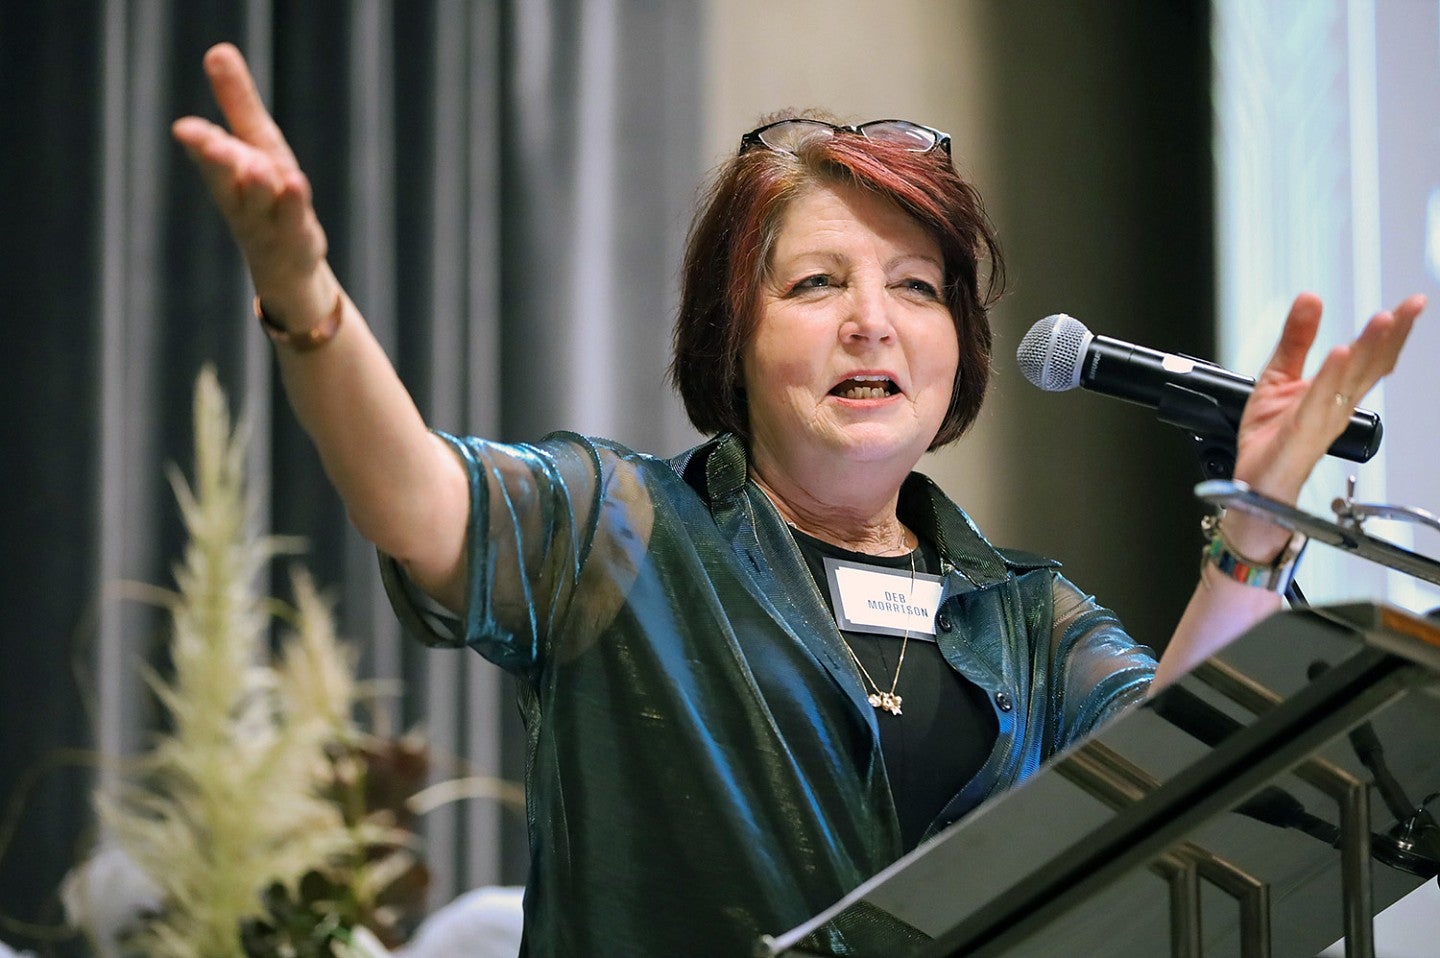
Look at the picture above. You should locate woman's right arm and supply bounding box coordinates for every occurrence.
[172,43,470,612]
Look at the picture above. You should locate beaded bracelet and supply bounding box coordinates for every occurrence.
[1200,514,1308,593]
[254,292,344,351]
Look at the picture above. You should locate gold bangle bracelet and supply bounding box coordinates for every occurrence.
[254,291,344,351]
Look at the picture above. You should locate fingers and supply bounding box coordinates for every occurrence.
[1290,293,1423,446]
[173,43,316,229]
[271,168,316,235]
[1234,291,1423,509]
[202,42,298,166]
[1260,291,1422,403]
[173,43,329,291]
[1299,342,1361,437]
[1334,293,1424,404]
[1262,292,1324,382]
[171,115,284,217]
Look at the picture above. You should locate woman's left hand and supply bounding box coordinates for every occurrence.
[1225,291,1425,558]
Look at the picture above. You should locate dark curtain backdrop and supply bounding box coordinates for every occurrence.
[0,0,703,942]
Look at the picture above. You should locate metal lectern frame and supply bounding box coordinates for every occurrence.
[759,604,1440,958]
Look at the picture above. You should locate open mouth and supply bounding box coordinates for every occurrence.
[830,375,900,400]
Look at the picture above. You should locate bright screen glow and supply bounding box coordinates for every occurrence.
[1215,3,1440,950]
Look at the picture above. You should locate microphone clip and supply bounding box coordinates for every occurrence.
[1153,381,1240,481]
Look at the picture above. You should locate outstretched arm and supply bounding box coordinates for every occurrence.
[173,43,469,611]
[1153,291,1425,691]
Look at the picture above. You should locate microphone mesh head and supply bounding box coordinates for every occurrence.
[1016,314,1092,391]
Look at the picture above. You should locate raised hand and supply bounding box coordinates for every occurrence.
[1227,291,1424,556]
[172,43,333,321]
[1154,291,1424,689]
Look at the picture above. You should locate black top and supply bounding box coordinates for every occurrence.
[789,528,999,850]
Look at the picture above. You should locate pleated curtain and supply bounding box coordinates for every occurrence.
[0,0,703,933]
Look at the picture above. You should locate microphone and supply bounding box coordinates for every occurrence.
[1016,314,1383,463]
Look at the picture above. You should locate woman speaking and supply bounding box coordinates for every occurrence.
[173,42,1421,957]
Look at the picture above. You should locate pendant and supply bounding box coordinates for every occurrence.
[871,692,903,716]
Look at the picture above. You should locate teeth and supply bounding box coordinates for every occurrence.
[832,374,896,400]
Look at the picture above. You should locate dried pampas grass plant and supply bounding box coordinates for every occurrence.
[77,366,411,958]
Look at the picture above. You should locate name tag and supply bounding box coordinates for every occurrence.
[822,557,944,639]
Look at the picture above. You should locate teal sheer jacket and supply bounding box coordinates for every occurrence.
[381,432,1157,957]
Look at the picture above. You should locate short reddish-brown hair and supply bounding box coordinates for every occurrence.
[669,115,1005,450]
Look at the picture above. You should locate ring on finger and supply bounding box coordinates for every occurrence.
[1333,391,1351,407]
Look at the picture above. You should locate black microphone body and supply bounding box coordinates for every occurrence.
[1018,316,1383,463]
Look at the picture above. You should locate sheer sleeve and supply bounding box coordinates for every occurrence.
[379,431,605,676]
[1046,572,1157,751]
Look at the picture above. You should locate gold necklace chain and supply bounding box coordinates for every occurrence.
[770,496,916,715]
[840,548,915,716]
